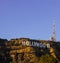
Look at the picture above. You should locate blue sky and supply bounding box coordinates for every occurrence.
[0,0,60,41]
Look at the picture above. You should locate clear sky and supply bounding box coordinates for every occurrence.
[0,0,60,41]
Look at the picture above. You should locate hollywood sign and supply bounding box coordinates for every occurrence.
[22,41,50,48]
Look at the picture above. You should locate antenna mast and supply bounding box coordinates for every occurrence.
[51,20,56,41]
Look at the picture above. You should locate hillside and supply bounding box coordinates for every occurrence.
[0,38,60,63]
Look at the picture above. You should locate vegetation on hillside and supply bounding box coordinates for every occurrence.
[0,38,60,63]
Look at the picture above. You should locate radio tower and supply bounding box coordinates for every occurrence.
[51,20,56,41]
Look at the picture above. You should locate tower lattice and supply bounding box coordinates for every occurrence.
[51,20,56,41]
